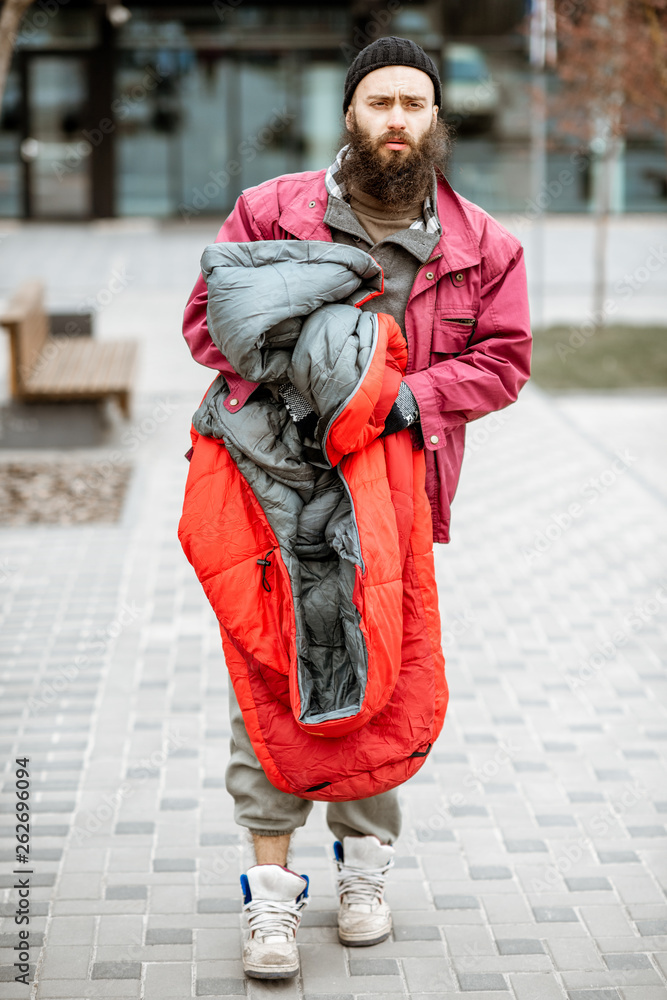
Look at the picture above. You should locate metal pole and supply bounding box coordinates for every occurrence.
[529,0,548,333]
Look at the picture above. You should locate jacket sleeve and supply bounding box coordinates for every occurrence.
[182,194,263,397]
[403,245,532,451]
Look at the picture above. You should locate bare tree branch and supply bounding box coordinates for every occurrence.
[549,0,667,327]
[0,0,35,111]
[552,0,667,143]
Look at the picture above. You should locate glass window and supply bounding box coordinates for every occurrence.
[236,55,297,193]
[114,7,352,216]
[117,6,349,49]
[15,8,98,50]
[0,67,22,217]
[625,141,667,212]
[446,46,492,83]
[302,62,347,171]
[443,44,529,213]
[178,56,233,218]
[27,56,91,218]
[116,44,349,217]
[117,16,190,49]
[391,4,441,47]
[115,50,190,216]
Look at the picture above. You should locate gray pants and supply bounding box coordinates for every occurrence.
[225,678,402,844]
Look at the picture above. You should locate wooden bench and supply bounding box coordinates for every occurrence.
[0,280,137,417]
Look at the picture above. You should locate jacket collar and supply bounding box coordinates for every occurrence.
[278,175,331,242]
[322,193,439,264]
[432,169,482,271]
[278,168,482,272]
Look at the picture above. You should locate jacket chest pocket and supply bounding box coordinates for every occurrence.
[430,312,477,360]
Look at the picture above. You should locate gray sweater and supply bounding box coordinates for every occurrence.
[323,186,440,340]
[323,187,440,434]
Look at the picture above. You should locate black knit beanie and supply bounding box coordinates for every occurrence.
[343,36,442,113]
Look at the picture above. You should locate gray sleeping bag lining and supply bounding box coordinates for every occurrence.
[193,241,386,725]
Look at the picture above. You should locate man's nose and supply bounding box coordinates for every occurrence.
[386,105,407,130]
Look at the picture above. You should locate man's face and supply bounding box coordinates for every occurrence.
[345,65,438,157]
[339,63,450,209]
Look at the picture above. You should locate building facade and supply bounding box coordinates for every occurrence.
[0,0,664,220]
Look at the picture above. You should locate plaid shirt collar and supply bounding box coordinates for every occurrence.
[324,144,441,237]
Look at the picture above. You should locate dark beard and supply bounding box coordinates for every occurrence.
[337,113,452,210]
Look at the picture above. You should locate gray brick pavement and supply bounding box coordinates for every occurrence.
[1,377,667,998]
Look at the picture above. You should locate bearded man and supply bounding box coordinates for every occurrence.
[183,36,531,981]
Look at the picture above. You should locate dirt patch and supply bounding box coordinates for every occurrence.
[0,460,133,526]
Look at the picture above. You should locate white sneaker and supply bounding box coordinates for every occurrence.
[334,835,394,946]
[240,864,309,979]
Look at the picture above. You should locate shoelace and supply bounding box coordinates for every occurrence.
[244,896,307,941]
[336,859,394,907]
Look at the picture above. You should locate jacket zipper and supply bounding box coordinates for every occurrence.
[414,253,443,282]
[440,317,477,352]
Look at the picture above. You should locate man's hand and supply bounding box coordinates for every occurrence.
[279,381,317,441]
[380,381,420,437]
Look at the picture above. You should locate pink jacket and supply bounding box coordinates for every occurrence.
[182,168,532,543]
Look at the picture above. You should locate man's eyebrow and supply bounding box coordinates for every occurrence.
[365,92,429,102]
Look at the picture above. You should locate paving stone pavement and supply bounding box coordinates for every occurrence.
[1,376,666,999]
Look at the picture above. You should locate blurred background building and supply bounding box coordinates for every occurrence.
[1,0,665,222]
